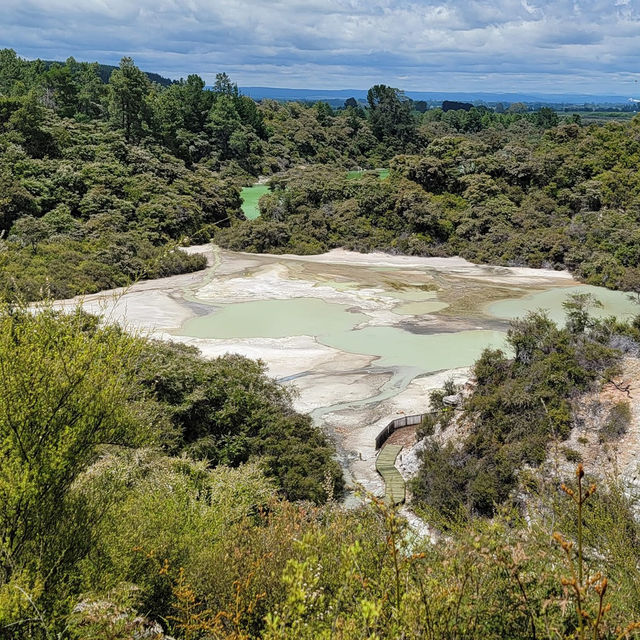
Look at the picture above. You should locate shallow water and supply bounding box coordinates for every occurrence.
[180,295,507,374]
[180,298,368,339]
[180,279,636,376]
[393,300,449,315]
[488,285,638,325]
[320,327,508,370]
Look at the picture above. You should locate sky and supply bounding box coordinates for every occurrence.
[1,0,639,95]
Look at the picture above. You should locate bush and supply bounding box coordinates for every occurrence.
[600,400,632,441]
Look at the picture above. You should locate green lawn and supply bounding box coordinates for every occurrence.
[375,444,405,505]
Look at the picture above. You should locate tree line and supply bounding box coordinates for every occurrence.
[3,49,606,300]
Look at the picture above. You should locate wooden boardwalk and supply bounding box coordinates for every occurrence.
[375,444,405,505]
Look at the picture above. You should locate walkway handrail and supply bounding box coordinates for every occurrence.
[375,413,425,450]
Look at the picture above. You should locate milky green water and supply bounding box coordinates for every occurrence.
[181,298,369,339]
[179,276,638,398]
[488,285,638,325]
[180,296,507,374]
[393,300,450,315]
[319,327,508,370]
[240,184,270,220]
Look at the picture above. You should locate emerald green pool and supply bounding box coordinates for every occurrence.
[240,184,269,220]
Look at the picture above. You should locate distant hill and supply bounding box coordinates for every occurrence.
[42,60,174,87]
[239,86,635,106]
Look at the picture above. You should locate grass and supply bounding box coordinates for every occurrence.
[376,444,405,505]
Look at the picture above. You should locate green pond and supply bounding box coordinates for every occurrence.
[179,281,639,379]
[180,296,507,374]
[393,300,449,315]
[488,285,638,325]
[320,327,507,370]
[240,184,270,220]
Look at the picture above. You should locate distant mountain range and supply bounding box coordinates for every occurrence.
[38,55,635,104]
[239,86,636,106]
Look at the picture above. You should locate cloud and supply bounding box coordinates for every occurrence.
[0,0,639,94]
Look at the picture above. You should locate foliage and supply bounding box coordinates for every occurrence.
[0,305,149,629]
[134,340,344,503]
[600,401,632,441]
[412,305,623,517]
[8,49,640,296]
[0,308,639,639]
[0,308,344,637]
[217,109,640,296]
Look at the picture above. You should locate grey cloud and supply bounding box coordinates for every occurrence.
[0,0,639,93]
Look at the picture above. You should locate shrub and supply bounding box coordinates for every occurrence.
[600,400,632,441]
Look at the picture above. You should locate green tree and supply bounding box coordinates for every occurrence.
[367,84,416,145]
[0,171,39,234]
[507,101,528,114]
[344,97,358,109]
[43,63,78,117]
[0,49,32,96]
[9,215,48,252]
[108,57,151,141]
[8,92,57,157]
[0,307,146,602]
[207,94,242,158]
[76,62,105,118]
[213,71,238,97]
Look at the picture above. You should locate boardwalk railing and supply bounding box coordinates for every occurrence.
[375,413,425,450]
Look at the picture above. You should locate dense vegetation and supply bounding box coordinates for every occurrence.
[1,305,640,639]
[3,49,640,301]
[134,339,343,503]
[412,295,640,519]
[4,49,640,299]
